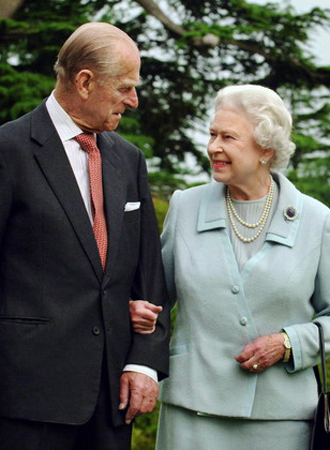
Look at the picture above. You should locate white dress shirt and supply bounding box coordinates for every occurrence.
[46,92,157,383]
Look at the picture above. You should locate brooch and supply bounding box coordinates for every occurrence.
[283,206,298,221]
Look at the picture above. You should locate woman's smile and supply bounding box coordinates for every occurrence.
[212,159,231,169]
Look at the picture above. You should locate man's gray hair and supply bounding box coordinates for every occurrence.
[54,22,137,86]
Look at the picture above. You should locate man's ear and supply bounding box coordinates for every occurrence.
[75,69,95,100]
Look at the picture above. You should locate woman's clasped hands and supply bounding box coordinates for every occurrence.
[235,333,286,373]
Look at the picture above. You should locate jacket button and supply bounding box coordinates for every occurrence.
[231,285,240,294]
[240,317,248,326]
[92,326,101,335]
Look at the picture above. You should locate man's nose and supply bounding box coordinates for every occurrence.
[124,88,139,110]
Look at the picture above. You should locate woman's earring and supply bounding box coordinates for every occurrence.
[260,158,268,165]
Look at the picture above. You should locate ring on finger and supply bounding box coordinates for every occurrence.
[252,363,258,370]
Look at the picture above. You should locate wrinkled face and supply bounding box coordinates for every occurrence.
[207,108,269,191]
[76,49,141,133]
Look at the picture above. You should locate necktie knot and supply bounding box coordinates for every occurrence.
[75,133,97,155]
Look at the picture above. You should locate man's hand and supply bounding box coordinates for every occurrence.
[129,300,162,334]
[119,371,159,424]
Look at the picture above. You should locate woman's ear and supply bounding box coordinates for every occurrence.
[261,148,274,164]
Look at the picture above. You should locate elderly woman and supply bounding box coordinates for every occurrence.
[130,85,330,450]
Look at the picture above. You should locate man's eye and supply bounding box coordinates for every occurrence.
[119,87,131,93]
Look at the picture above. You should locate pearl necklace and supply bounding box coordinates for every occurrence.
[226,176,274,243]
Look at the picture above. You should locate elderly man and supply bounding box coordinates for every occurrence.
[0,22,169,450]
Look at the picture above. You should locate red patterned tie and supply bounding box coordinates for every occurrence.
[75,133,108,270]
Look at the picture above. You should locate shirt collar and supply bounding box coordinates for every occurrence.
[45,91,83,142]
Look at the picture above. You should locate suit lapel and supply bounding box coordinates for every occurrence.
[197,182,227,232]
[265,172,302,248]
[97,133,126,281]
[31,102,103,282]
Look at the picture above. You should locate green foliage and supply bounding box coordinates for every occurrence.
[118,117,155,159]
[288,162,330,207]
[132,403,159,450]
[149,170,190,200]
[0,63,54,121]
[153,196,169,233]
[1,0,329,188]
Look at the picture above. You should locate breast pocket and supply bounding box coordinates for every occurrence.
[124,208,141,224]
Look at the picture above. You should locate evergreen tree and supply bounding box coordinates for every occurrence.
[0,0,329,203]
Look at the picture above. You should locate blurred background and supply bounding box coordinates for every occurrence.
[0,1,329,448]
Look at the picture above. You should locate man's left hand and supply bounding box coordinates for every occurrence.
[119,372,159,424]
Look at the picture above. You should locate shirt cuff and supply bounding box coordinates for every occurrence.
[123,364,158,383]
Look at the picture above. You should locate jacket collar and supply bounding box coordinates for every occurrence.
[197,172,303,248]
[97,132,126,285]
[197,182,227,231]
[265,172,303,247]
[31,102,126,282]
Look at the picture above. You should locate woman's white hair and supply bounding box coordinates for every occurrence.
[214,84,296,169]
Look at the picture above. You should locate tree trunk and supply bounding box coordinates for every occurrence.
[134,0,219,46]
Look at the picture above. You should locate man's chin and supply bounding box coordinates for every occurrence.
[104,120,119,132]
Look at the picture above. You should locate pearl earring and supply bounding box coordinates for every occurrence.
[260,158,268,165]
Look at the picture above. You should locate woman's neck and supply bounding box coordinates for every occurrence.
[227,173,272,201]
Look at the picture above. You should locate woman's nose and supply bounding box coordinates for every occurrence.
[209,139,224,154]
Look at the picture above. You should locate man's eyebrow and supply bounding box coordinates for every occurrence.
[120,76,142,88]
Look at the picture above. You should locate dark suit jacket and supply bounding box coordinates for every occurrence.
[0,101,170,426]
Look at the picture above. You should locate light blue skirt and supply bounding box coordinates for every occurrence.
[156,403,313,450]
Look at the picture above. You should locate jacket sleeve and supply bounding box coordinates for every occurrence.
[284,212,330,372]
[126,151,171,380]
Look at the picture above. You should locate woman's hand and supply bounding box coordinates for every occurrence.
[129,300,163,334]
[235,333,286,373]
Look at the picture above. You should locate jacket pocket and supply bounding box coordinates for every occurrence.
[170,344,190,356]
[0,316,51,325]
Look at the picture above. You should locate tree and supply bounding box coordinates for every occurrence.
[285,86,330,206]
[123,0,330,202]
[0,0,329,202]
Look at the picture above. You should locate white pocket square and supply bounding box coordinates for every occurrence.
[124,201,141,212]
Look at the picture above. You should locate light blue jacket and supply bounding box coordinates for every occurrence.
[159,172,330,420]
